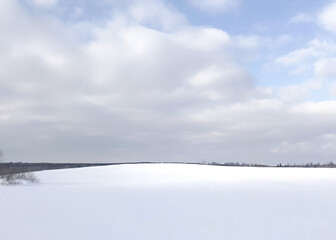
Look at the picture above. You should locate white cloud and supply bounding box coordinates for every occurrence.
[314,57,336,77]
[189,0,240,13]
[174,27,231,50]
[270,37,336,78]
[318,2,336,34]
[290,13,313,24]
[277,79,322,102]
[189,65,226,87]
[275,47,322,66]
[290,101,336,114]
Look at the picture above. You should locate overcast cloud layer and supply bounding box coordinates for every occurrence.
[1,0,336,164]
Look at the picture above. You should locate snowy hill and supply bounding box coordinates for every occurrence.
[1,164,336,240]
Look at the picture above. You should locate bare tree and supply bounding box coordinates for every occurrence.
[0,150,40,185]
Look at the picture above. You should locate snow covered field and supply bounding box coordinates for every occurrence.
[1,164,336,240]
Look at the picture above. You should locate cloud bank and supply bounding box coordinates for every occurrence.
[1,0,336,164]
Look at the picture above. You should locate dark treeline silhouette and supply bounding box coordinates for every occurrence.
[275,161,336,168]
[208,161,336,168]
[1,161,336,176]
[206,162,269,167]
[0,162,114,176]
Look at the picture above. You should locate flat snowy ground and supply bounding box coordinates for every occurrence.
[1,164,336,240]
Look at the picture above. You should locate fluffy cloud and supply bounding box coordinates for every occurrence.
[271,3,336,78]
[318,1,336,34]
[0,0,261,162]
[270,36,336,78]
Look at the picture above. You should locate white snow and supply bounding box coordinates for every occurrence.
[1,164,336,240]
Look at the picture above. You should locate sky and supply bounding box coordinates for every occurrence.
[1,0,336,164]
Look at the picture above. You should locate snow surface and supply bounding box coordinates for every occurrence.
[1,164,336,240]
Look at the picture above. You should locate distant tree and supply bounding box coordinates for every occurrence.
[325,161,335,168]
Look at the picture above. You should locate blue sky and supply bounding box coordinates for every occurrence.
[1,0,336,164]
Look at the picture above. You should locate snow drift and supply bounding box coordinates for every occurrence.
[1,164,336,240]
